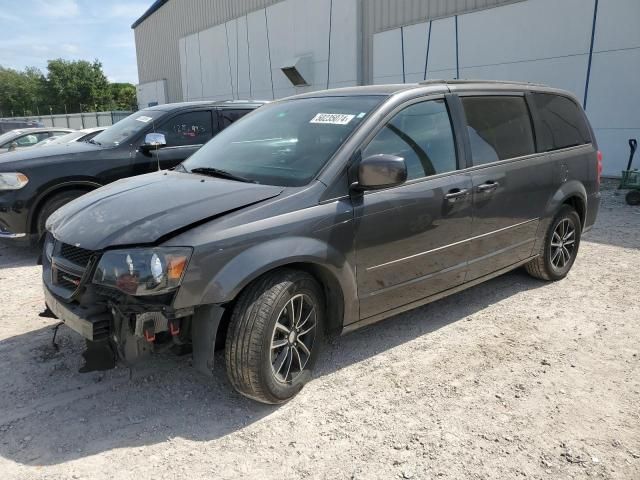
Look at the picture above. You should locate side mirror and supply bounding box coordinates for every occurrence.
[141,132,166,152]
[8,141,18,152]
[352,154,407,191]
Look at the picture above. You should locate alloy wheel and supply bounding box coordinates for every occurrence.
[270,293,317,383]
[550,218,576,270]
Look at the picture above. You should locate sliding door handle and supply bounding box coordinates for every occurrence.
[444,188,469,200]
[477,181,499,192]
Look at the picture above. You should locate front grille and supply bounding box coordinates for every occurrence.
[56,269,82,290]
[49,241,97,299]
[60,243,94,267]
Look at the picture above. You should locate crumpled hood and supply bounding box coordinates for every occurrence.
[47,171,284,250]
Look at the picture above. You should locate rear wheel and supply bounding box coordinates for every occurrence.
[225,269,324,404]
[625,190,640,206]
[35,189,87,240]
[525,205,581,281]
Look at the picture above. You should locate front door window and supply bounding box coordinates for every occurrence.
[156,111,214,147]
[363,99,457,180]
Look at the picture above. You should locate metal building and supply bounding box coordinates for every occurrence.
[132,0,640,176]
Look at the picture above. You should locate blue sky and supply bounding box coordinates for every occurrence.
[0,0,150,84]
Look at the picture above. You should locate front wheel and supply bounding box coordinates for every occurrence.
[525,205,582,281]
[225,269,324,404]
[36,189,87,240]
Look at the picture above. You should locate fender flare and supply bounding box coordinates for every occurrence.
[176,236,359,330]
[533,180,588,254]
[28,179,102,234]
[544,180,587,223]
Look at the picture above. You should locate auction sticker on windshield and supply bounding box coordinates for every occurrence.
[135,115,153,123]
[310,113,355,125]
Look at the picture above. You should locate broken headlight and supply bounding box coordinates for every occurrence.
[0,172,29,190]
[93,247,192,296]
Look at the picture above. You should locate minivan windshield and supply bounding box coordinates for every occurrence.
[91,110,165,147]
[181,96,384,187]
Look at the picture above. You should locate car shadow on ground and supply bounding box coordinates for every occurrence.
[0,266,546,466]
[0,243,40,270]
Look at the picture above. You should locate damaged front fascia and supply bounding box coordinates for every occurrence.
[75,286,198,373]
[96,284,225,373]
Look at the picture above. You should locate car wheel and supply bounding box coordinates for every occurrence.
[625,190,640,206]
[36,190,87,241]
[225,269,324,404]
[525,205,582,281]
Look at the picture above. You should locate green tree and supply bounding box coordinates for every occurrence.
[0,60,136,117]
[44,59,112,113]
[0,66,45,117]
[109,82,137,111]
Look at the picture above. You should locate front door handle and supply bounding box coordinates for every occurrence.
[444,188,469,200]
[477,181,499,192]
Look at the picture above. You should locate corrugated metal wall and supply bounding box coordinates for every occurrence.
[134,0,524,102]
[134,0,281,103]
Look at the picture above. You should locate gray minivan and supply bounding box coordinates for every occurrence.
[42,80,601,404]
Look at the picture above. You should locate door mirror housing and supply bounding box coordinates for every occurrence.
[141,132,167,152]
[352,154,407,191]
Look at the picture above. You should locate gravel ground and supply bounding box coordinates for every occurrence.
[0,179,638,480]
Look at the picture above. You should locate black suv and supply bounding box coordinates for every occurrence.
[42,81,600,404]
[0,100,265,244]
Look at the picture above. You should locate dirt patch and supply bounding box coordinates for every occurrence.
[0,179,638,479]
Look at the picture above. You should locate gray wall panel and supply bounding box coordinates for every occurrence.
[372,29,403,84]
[585,0,640,176]
[173,0,357,102]
[134,0,281,103]
[361,0,524,83]
[135,0,524,101]
[402,22,429,82]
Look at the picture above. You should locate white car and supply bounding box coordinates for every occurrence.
[0,127,75,154]
[34,127,106,148]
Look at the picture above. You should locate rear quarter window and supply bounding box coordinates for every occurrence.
[218,109,252,129]
[531,93,591,151]
[461,96,536,165]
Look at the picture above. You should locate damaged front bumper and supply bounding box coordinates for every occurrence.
[42,236,225,375]
[45,285,225,375]
[44,286,110,341]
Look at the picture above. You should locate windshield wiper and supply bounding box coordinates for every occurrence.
[189,167,256,183]
[88,138,102,146]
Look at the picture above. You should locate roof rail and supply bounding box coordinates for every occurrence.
[221,99,270,104]
[418,79,546,87]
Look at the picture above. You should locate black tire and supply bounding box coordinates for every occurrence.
[525,205,582,281]
[225,269,324,404]
[36,190,87,240]
[626,190,640,206]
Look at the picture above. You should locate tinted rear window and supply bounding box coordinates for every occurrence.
[531,94,591,151]
[461,96,535,165]
[219,109,252,129]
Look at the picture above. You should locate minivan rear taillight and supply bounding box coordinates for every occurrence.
[597,150,603,188]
